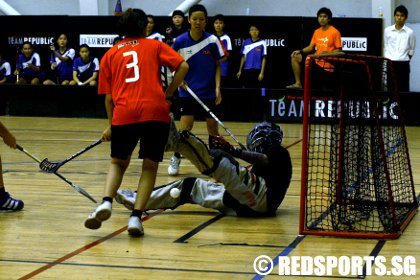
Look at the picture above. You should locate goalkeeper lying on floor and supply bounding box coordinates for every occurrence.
[116,119,292,217]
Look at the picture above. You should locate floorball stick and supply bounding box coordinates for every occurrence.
[183,84,247,150]
[16,144,97,203]
[39,139,102,173]
[16,47,20,83]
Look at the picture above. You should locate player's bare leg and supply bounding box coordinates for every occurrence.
[205,118,219,136]
[287,53,303,89]
[128,158,159,237]
[85,157,129,230]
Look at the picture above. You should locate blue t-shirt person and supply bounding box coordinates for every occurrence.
[172,31,225,100]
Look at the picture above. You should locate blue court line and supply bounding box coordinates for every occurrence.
[251,238,387,279]
[358,240,387,279]
[252,235,306,280]
[252,190,420,279]
[307,138,407,231]
[250,138,412,279]
[307,203,337,230]
[343,139,403,197]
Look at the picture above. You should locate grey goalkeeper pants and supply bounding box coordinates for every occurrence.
[145,178,234,215]
[162,117,268,215]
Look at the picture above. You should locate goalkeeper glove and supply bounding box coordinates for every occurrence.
[209,135,242,157]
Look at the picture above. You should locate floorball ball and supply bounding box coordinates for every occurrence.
[170,188,181,198]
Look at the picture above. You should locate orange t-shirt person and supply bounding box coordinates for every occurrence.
[287,7,342,89]
[310,25,342,70]
[311,26,342,54]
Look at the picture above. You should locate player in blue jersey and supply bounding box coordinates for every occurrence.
[0,51,13,84]
[43,33,76,85]
[167,4,227,176]
[69,44,99,86]
[146,15,165,42]
[213,14,232,87]
[14,41,45,85]
[237,24,267,88]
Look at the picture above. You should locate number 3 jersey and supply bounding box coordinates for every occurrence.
[98,37,185,125]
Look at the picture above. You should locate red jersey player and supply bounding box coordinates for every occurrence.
[84,8,189,237]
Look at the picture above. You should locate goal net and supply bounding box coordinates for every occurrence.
[299,54,418,239]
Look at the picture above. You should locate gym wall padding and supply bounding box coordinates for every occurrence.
[1,15,382,88]
[3,15,418,125]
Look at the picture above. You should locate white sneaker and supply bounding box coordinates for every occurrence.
[115,189,136,210]
[84,201,112,230]
[128,216,144,237]
[167,154,181,176]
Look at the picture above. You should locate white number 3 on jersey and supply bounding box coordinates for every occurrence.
[123,51,139,83]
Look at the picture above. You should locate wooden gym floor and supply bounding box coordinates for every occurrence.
[0,116,418,280]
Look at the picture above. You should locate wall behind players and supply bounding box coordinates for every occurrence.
[0,15,382,90]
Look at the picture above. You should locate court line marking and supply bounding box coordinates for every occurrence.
[0,240,386,279]
[173,213,225,243]
[250,144,420,279]
[251,137,388,279]
[168,139,304,271]
[14,136,304,278]
[251,235,306,280]
[250,238,387,279]
[16,210,163,280]
[3,258,256,276]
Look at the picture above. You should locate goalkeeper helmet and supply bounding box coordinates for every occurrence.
[246,122,283,153]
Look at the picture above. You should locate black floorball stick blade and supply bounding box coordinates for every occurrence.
[39,139,102,173]
[16,144,97,204]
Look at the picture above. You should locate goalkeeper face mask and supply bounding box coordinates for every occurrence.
[246,122,283,153]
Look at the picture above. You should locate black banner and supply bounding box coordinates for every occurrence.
[0,15,382,89]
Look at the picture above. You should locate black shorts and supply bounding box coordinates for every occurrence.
[111,121,169,162]
[178,97,219,119]
[241,69,264,88]
[392,61,410,92]
[312,62,336,89]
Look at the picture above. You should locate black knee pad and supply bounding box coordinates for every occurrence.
[179,177,197,204]
[181,130,209,149]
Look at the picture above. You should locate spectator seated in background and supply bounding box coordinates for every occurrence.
[286,7,342,90]
[43,33,76,85]
[0,50,14,84]
[69,44,99,86]
[14,41,45,85]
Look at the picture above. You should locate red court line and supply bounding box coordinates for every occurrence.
[18,211,162,280]
[18,139,302,279]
